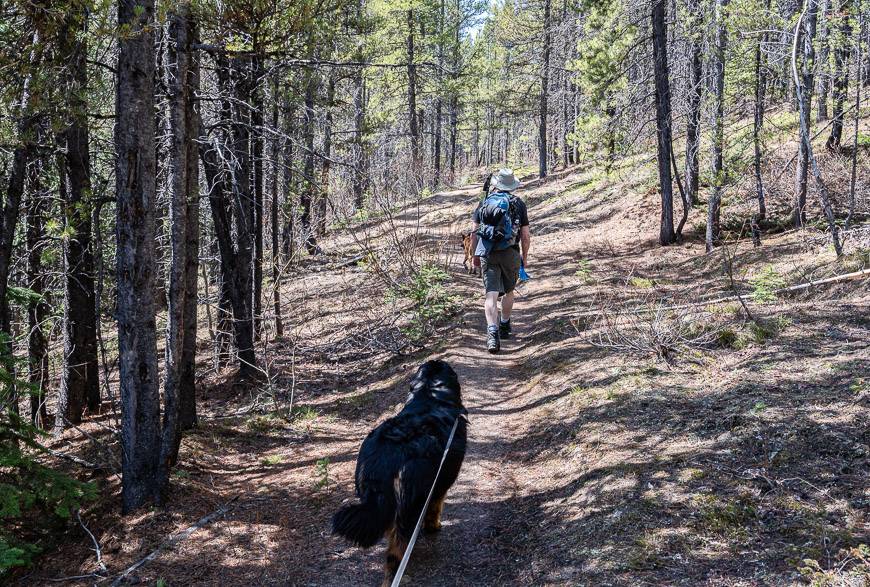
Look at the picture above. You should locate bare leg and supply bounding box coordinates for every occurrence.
[484,291,500,326]
[501,290,515,321]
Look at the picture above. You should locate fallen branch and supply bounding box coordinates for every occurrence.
[77,509,107,573]
[109,496,240,587]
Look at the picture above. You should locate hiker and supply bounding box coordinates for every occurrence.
[471,168,530,353]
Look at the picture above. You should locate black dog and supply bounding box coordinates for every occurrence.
[332,360,467,586]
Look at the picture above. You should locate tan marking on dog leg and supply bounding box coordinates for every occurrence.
[424,495,445,532]
[382,527,407,587]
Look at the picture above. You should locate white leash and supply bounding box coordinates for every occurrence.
[390,416,461,587]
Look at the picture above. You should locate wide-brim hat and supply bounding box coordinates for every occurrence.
[492,168,521,192]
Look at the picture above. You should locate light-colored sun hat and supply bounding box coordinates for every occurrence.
[492,168,521,192]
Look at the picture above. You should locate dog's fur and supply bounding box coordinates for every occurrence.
[461,173,493,276]
[462,232,479,275]
[332,360,467,586]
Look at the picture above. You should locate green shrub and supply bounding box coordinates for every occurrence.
[749,265,786,302]
[0,411,96,577]
[389,263,460,343]
[575,259,594,284]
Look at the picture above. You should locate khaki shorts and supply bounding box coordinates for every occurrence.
[481,247,522,295]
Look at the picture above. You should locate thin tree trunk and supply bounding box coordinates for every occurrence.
[652,0,676,245]
[160,4,199,487]
[846,13,863,230]
[270,77,283,338]
[301,68,318,255]
[791,0,843,255]
[407,10,421,177]
[26,136,49,428]
[252,55,265,340]
[794,0,818,227]
[539,0,552,179]
[685,0,703,205]
[319,74,335,235]
[816,0,831,121]
[229,57,257,375]
[352,74,367,210]
[827,0,851,150]
[708,0,729,252]
[754,2,770,222]
[116,0,161,514]
[55,7,100,434]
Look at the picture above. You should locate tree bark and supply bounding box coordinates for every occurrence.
[26,133,49,428]
[252,55,265,340]
[301,68,318,254]
[352,74,367,210]
[708,0,729,252]
[794,0,818,227]
[116,0,161,514]
[407,9,421,177]
[754,0,770,221]
[827,0,851,150]
[539,0,552,179]
[685,0,704,205]
[55,7,100,434]
[319,74,335,235]
[228,57,257,375]
[652,0,676,245]
[159,4,200,492]
[270,78,283,338]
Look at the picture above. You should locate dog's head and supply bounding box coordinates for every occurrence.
[408,359,464,410]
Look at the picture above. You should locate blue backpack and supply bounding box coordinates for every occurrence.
[474,192,515,256]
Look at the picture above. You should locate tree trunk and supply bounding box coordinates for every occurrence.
[708,0,729,252]
[270,78,283,338]
[539,0,552,179]
[281,100,296,256]
[55,7,100,434]
[816,0,830,121]
[754,1,770,221]
[827,0,851,150]
[116,0,161,514]
[352,74,367,210]
[252,55,265,340]
[407,10,421,177]
[301,68,318,255]
[685,0,704,205]
[652,0,676,245]
[159,4,200,491]
[229,57,257,375]
[319,74,335,235]
[794,0,818,227]
[26,136,49,428]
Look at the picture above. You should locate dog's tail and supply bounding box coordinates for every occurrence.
[332,490,395,548]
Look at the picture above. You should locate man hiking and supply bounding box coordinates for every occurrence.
[471,169,530,354]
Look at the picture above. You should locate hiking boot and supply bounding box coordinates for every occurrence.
[499,319,512,339]
[486,326,500,354]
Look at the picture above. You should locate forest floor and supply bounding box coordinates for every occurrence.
[18,160,870,586]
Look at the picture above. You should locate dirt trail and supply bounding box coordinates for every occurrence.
[320,174,594,586]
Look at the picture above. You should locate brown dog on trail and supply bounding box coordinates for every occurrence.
[462,232,479,275]
[461,172,492,276]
